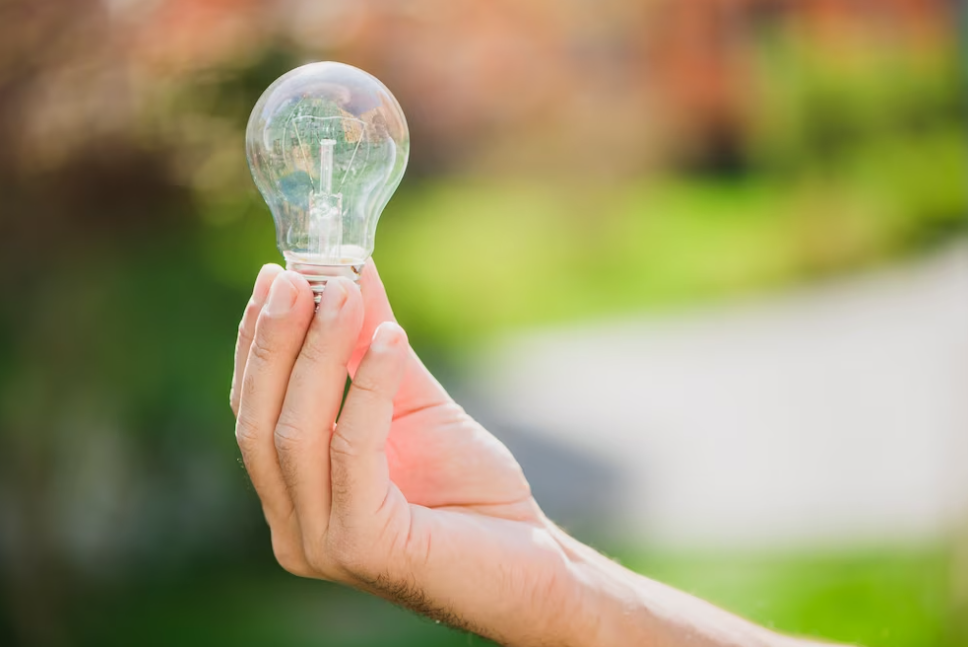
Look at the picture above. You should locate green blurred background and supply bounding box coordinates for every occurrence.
[1,0,966,645]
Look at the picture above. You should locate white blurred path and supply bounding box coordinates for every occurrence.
[471,244,968,548]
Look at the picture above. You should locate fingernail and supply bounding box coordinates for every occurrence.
[371,321,405,351]
[265,273,296,317]
[320,278,349,319]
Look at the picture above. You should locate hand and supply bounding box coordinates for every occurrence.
[229,262,830,647]
[229,262,587,645]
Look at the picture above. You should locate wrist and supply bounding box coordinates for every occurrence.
[549,524,651,647]
[547,521,790,647]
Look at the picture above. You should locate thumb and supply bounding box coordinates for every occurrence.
[353,260,451,415]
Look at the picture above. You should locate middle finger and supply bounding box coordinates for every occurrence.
[236,271,316,526]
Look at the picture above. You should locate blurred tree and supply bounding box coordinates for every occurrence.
[0,2,249,645]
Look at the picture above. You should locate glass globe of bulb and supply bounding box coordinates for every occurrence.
[246,62,409,297]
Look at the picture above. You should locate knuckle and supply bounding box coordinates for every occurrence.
[273,416,306,451]
[351,374,385,399]
[234,414,260,454]
[272,534,311,577]
[299,330,330,365]
[329,422,351,450]
[248,334,275,365]
[328,427,360,460]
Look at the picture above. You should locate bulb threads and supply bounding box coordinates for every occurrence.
[284,253,364,303]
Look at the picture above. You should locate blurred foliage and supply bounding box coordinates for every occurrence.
[1,0,966,645]
[627,545,955,647]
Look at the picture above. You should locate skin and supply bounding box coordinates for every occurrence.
[230,262,844,647]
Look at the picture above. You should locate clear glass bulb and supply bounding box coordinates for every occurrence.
[246,62,409,297]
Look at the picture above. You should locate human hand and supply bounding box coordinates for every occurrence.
[228,262,830,647]
[229,262,588,645]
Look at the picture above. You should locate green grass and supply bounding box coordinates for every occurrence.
[622,545,955,647]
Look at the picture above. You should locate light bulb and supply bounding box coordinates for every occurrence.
[246,62,409,298]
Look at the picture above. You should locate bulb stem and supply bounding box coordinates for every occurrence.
[308,138,342,263]
[319,139,334,194]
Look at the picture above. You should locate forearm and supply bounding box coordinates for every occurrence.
[548,523,827,647]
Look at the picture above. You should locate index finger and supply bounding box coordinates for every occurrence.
[231,264,284,416]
